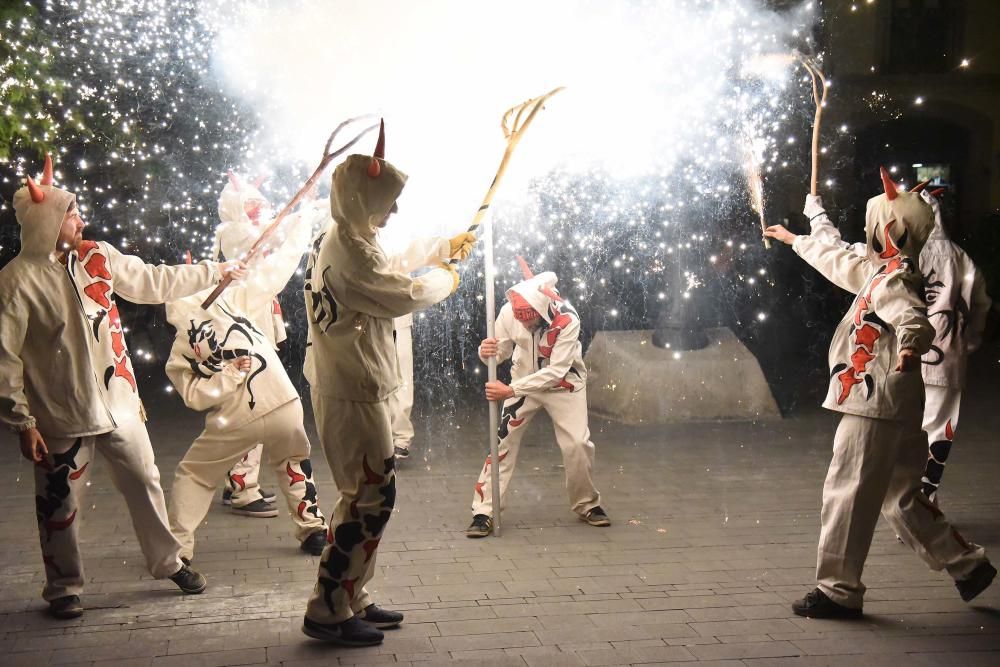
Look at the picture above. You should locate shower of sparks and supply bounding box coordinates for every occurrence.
[742,133,770,249]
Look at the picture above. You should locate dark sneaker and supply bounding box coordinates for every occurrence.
[393,446,409,460]
[221,487,233,506]
[302,615,384,646]
[300,530,328,556]
[260,488,277,503]
[791,588,862,619]
[231,499,279,518]
[358,603,403,629]
[169,564,207,594]
[957,561,997,602]
[465,513,493,538]
[48,595,83,619]
[180,556,192,567]
[223,488,275,505]
[581,506,611,527]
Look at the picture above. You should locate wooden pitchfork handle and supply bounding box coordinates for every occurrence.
[450,86,565,264]
[201,116,380,309]
[795,53,827,196]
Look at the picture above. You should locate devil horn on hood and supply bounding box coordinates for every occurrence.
[252,174,267,189]
[367,118,385,178]
[41,154,54,186]
[539,285,563,303]
[227,169,243,191]
[929,187,946,198]
[515,255,534,280]
[880,166,899,201]
[184,250,192,265]
[910,180,931,193]
[26,176,45,203]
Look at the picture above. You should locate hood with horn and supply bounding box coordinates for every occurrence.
[506,255,562,325]
[330,119,407,238]
[215,169,271,260]
[863,166,935,268]
[12,154,77,261]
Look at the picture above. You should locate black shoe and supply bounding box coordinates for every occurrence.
[791,588,862,619]
[48,595,83,619]
[358,603,403,629]
[223,488,275,505]
[581,506,611,527]
[300,530,328,556]
[302,615,384,646]
[231,499,279,518]
[393,446,409,460]
[466,514,493,538]
[180,556,192,567]
[957,562,997,602]
[169,564,207,594]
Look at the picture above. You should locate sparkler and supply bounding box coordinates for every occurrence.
[742,135,770,249]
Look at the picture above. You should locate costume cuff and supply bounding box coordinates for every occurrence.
[10,417,37,433]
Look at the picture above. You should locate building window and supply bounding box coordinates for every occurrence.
[886,0,963,74]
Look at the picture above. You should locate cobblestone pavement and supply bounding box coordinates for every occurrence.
[1,375,998,666]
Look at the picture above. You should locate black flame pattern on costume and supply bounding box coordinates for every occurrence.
[921,266,971,369]
[183,314,268,409]
[287,459,323,521]
[35,438,87,547]
[315,455,396,617]
[304,232,339,334]
[922,419,955,502]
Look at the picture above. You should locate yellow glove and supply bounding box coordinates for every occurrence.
[448,232,477,261]
[439,262,460,294]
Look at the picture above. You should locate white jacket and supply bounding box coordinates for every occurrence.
[165,285,299,430]
[479,272,588,396]
[303,154,453,402]
[0,183,219,437]
[794,190,935,421]
[807,194,991,389]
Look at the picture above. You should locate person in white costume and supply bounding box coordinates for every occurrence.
[300,122,467,647]
[465,258,608,538]
[0,155,246,619]
[802,188,992,505]
[165,232,328,561]
[764,168,994,619]
[213,172,325,514]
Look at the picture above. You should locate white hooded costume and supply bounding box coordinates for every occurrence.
[302,150,454,626]
[792,176,988,609]
[470,269,601,519]
[212,174,323,506]
[165,233,326,560]
[0,164,220,602]
[805,192,991,502]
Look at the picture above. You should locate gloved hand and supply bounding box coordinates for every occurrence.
[803,194,825,220]
[439,262,460,294]
[448,232,477,261]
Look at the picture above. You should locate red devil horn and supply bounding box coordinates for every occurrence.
[367,119,385,178]
[539,285,563,303]
[26,176,45,203]
[910,180,931,193]
[184,250,192,265]
[41,154,54,186]
[252,174,267,189]
[227,170,243,191]
[515,255,534,280]
[929,187,946,198]
[879,166,899,201]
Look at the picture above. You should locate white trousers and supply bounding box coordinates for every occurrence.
[921,385,962,502]
[227,443,264,507]
[34,418,183,601]
[470,389,601,518]
[816,413,987,608]
[306,394,396,625]
[387,325,414,449]
[168,399,326,560]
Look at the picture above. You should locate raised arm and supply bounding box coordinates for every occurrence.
[107,244,221,304]
[804,194,866,255]
[334,250,455,319]
[792,235,872,295]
